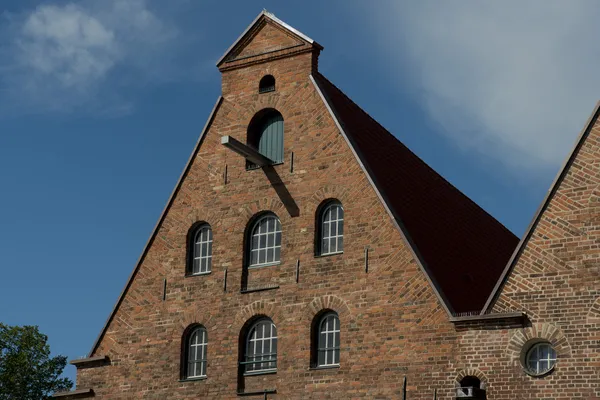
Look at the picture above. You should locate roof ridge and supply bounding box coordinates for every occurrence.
[315,73,517,239]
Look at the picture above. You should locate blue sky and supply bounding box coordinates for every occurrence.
[1,0,599,382]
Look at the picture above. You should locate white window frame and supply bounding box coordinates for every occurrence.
[244,319,277,374]
[526,342,557,375]
[186,326,207,379]
[320,202,344,256]
[248,215,282,268]
[191,225,212,275]
[317,312,340,367]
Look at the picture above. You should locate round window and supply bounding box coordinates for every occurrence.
[525,342,557,375]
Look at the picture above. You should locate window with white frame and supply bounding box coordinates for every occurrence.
[526,342,556,375]
[249,215,281,267]
[317,312,340,367]
[190,224,212,275]
[319,201,344,255]
[243,318,277,374]
[185,326,207,379]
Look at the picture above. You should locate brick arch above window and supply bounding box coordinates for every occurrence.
[183,210,220,228]
[173,310,216,339]
[303,295,353,324]
[454,368,488,389]
[234,300,283,329]
[239,198,287,222]
[308,186,351,209]
[506,322,571,362]
[587,297,600,324]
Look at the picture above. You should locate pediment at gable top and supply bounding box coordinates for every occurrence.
[218,15,318,71]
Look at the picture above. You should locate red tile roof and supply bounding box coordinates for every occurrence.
[314,74,519,314]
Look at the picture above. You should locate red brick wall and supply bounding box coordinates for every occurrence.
[75,22,465,400]
[72,17,600,400]
[453,117,600,399]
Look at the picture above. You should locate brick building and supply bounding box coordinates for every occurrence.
[55,11,600,400]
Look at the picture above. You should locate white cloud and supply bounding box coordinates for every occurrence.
[368,1,600,175]
[0,0,178,115]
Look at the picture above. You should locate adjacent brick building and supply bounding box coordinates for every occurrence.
[55,11,600,399]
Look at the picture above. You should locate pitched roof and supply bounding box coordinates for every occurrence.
[313,73,519,314]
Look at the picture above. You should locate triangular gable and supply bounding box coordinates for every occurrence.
[312,74,519,315]
[482,101,600,313]
[88,97,223,356]
[217,10,322,70]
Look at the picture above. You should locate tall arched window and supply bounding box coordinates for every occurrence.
[188,224,212,275]
[314,312,340,367]
[248,214,282,268]
[317,201,344,255]
[248,110,284,166]
[183,326,208,379]
[243,318,277,374]
[259,75,275,93]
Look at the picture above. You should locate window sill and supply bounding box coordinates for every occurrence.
[241,284,280,294]
[243,369,277,377]
[179,376,207,382]
[523,365,555,378]
[309,365,340,371]
[246,161,284,171]
[237,389,277,397]
[185,271,212,278]
[314,251,343,259]
[248,262,281,270]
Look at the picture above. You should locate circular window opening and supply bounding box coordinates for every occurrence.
[523,342,557,376]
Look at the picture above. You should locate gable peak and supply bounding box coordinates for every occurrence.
[217,10,323,72]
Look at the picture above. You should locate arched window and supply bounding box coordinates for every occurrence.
[526,342,557,375]
[248,110,284,166]
[315,312,340,367]
[317,201,344,255]
[243,318,277,374]
[183,326,208,379]
[259,75,275,93]
[188,224,212,275]
[248,214,281,268]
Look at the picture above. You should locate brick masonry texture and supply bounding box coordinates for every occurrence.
[70,13,600,400]
[453,116,600,400]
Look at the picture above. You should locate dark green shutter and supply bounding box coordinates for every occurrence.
[258,114,284,163]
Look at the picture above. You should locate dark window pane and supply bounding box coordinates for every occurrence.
[274,247,280,262]
[275,232,282,246]
[318,350,325,366]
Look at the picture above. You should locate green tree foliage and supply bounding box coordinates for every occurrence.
[0,324,72,400]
